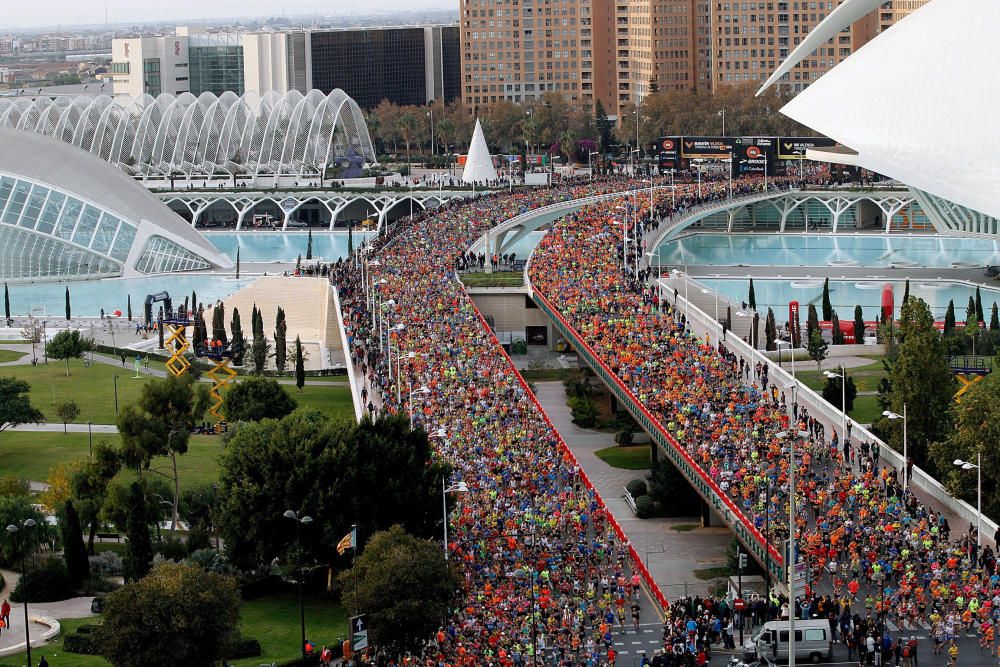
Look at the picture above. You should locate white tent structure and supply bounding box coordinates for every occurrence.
[462,119,498,184]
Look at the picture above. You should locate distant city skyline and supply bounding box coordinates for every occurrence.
[3,1,455,30]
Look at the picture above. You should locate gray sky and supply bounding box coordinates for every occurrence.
[8,1,454,30]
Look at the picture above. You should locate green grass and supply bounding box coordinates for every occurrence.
[0,431,224,488]
[520,367,572,382]
[693,566,733,580]
[460,272,525,287]
[0,594,348,667]
[290,383,354,417]
[0,348,28,363]
[795,357,887,392]
[595,445,652,470]
[848,394,883,425]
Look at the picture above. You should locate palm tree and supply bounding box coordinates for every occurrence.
[398,113,418,168]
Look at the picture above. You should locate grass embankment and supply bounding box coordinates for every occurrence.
[595,445,652,470]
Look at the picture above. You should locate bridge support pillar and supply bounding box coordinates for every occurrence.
[700,500,725,527]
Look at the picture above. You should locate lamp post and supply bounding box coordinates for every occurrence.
[775,339,796,381]
[700,287,720,339]
[6,518,37,667]
[882,405,908,488]
[953,454,982,552]
[589,150,600,180]
[719,108,726,136]
[427,109,434,157]
[823,366,848,450]
[283,510,314,660]
[441,479,469,560]
[408,384,430,429]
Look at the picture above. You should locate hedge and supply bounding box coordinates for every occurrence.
[626,479,647,498]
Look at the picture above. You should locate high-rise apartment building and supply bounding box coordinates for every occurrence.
[462,0,925,116]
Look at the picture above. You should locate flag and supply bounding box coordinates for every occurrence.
[337,526,357,555]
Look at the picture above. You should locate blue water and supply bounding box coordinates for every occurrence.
[205,231,376,263]
[655,233,1000,268]
[710,277,998,321]
[3,275,257,318]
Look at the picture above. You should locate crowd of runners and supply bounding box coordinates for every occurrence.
[528,177,1000,659]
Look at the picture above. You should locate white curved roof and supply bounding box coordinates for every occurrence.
[0,89,376,178]
[777,0,1000,220]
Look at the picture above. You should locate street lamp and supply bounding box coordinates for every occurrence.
[823,366,848,449]
[6,518,37,667]
[718,108,726,136]
[408,384,430,428]
[775,339,796,381]
[883,406,908,488]
[953,454,982,552]
[700,287,720,339]
[588,150,600,180]
[441,480,468,560]
[283,510,314,660]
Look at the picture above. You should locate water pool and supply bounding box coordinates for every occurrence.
[708,277,999,321]
[654,233,1000,268]
[204,231,376,263]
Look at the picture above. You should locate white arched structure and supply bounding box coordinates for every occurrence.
[0,89,376,181]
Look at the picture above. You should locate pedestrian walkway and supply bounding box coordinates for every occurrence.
[533,381,733,599]
[0,569,95,657]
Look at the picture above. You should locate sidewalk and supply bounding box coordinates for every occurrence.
[532,381,732,598]
[0,569,95,657]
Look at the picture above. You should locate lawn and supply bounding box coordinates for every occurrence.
[595,445,652,470]
[520,367,572,382]
[794,357,887,392]
[290,383,354,418]
[460,271,525,288]
[0,594,348,667]
[1,431,224,488]
[0,347,29,363]
[849,394,884,425]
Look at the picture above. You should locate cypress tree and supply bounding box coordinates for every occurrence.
[211,304,228,347]
[123,482,153,582]
[854,305,865,344]
[127,294,132,322]
[966,296,978,329]
[230,308,245,365]
[294,336,305,391]
[65,286,71,320]
[748,278,756,311]
[765,307,777,351]
[902,279,910,305]
[821,277,832,321]
[992,303,999,331]
[236,246,241,280]
[306,229,313,260]
[976,286,984,324]
[274,307,287,372]
[944,300,956,336]
[348,220,354,257]
[831,311,843,345]
[3,282,9,320]
[191,291,197,313]
[806,304,820,340]
[62,499,90,587]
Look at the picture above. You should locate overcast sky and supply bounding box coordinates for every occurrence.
[8,1,454,30]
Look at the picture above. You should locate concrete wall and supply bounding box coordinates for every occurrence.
[468,287,555,346]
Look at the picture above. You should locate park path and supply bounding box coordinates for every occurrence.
[0,568,95,658]
[531,380,733,599]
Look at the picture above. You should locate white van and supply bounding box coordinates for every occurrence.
[743,619,833,664]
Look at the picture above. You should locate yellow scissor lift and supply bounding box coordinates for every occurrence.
[949,355,992,402]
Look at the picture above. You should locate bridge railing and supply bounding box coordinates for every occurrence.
[529,287,785,581]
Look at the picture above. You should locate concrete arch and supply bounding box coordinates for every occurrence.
[378,197,426,230]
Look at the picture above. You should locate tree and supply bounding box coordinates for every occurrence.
[3,282,8,320]
[854,305,865,344]
[117,375,208,531]
[306,229,313,260]
[764,307,777,351]
[294,336,305,391]
[992,303,999,331]
[821,277,832,321]
[65,285,71,320]
[966,296,978,330]
[398,112,418,165]
[211,303,227,347]
[748,278,756,311]
[127,294,132,322]
[46,329,89,376]
[806,304,820,341]
[230,307,245,366]
[594,99,614,155]
[273,307,287,372]
[976,286,984,324]
[822,375,857,413]
[251,305,269,375]
[94,562,241,667]
[0,496,49,568]
[62,499,90,587]
[55,400,80,434]
[902,279,910,305]
[122,481,154,582]
[884,297,955,472]
[807,328,828,370]
[944,299,956,336]
[235,247,241,280]
[338,525,459,658]
[71,442,121,554]
[216,412,449,571]
[930,375,1000,521]
[221,376,297,422]
[0,377,43,433]
[830,311,843,345]
[20,316,43,362]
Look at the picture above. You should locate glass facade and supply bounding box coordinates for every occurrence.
[134,236,211,274]
[189,45,245,96]
[441,27,462,104]
[311,28,428,108]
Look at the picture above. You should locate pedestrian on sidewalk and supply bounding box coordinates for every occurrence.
[0,598,9,630]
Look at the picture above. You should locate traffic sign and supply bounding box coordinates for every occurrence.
[351,614,369,652]
[734,598,746,611]
[793,562,807,597]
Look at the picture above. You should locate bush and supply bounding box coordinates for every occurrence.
[186,525,213,555]
[510,338,528,355]
[64,631,100,654]
[568,396,598,428]
[626,479,647,498]
[635,495,656,519]
[10,557,74,603]
[90,551,123,577]
[615,427,635,446]
[562,369,591,398]
[229,636,262,659]
[155,536,188,562]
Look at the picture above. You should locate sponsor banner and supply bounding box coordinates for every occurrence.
[777,136,837,160]
[680,136,734,159]
[656,136,680,172]
[732,137,777,176]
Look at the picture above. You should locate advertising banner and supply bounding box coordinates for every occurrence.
[680,136,735,159]
[777,136,837,160]
[731,137,777,176]
[655,136,680,172]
